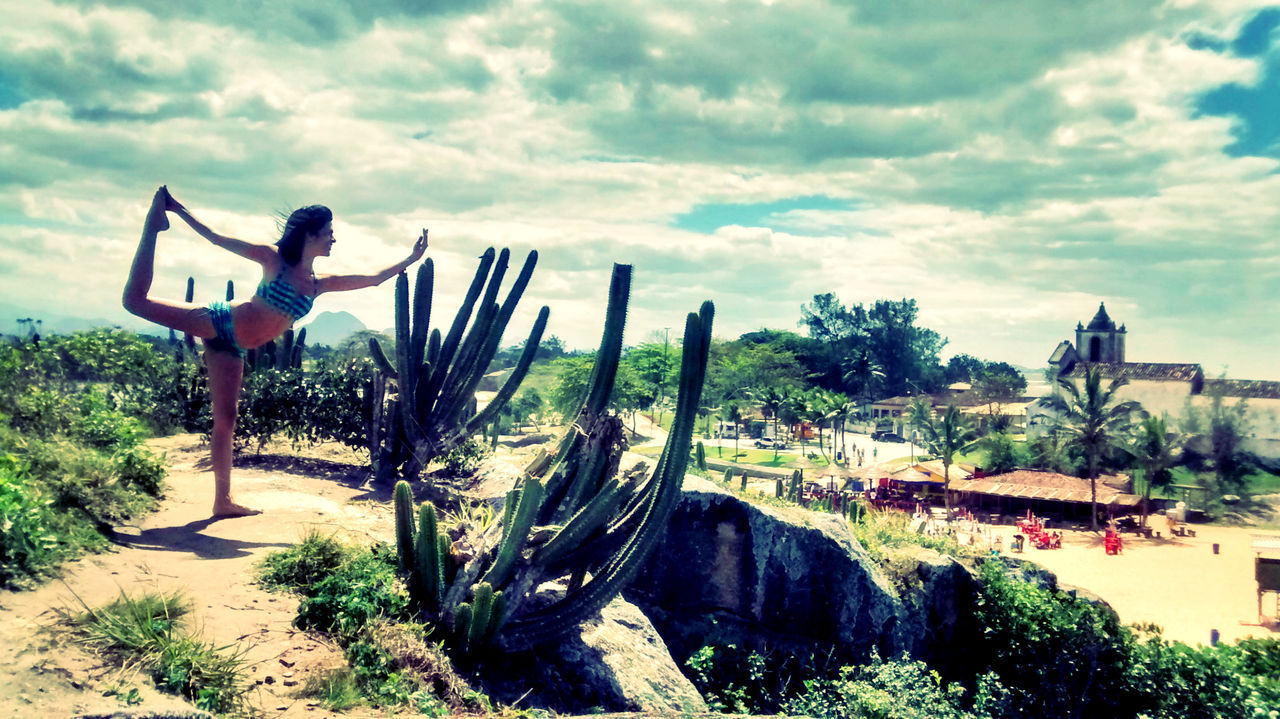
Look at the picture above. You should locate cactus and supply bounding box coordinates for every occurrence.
[184,277,196,351]
[385,264,714,655]
[775,478,784,498]
[226,279,235,302]
[723,468,733,485]
[695,441,706,471]
[740,473,748,492]
[367,252,549,480]
[789,470,802,503]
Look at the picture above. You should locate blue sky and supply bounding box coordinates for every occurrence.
[1,1,1278,380]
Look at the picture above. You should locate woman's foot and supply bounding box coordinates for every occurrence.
[146,186,170,233]
[212,501,262,518]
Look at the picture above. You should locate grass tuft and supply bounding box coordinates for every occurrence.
[256,529,351,592]
[63,588,252,716]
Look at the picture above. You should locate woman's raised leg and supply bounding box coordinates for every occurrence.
[204,346,260,517]
[122,187,216,338]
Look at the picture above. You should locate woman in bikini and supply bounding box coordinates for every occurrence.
[123,187,427,517]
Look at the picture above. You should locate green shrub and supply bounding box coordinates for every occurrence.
[785,653,994,719]
[294,546,411,644]
[0,454,58,587]
[72,391,148,450]
[256,530,352,592]
[113,444,167,496]
[438,437,490,477]
[973,560,1141,719]
[849,509,974,562]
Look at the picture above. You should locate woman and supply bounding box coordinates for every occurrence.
[123,187,427,517]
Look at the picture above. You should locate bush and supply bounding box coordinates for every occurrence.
[294,546,411,644]
[785,653,994,719]
[438,437,490,478]
[256,530,352,592]
[0,455,58,587]
[973,560,1141,719]
[114,444,167,496]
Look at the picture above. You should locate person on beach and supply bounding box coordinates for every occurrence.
[123,187,427,517]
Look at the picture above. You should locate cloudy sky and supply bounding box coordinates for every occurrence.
[3,0,1279,379]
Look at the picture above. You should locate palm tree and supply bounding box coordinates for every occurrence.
[758,387,788,451]
[1132,414,1181,528]
[806,390,836,462]
[918,404,978,520]
[1042,367,1141,531]
[832,394,857,463]
[841,347,884,408]
[906,395,934,464]
[725,400,747,461]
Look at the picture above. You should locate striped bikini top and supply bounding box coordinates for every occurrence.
[256,271,315,321]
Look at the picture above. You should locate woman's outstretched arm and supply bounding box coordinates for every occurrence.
[164,188,276,266]
[316,230,428,294]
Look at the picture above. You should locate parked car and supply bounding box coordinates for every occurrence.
[877,432,907,443]
[754,438,788,449]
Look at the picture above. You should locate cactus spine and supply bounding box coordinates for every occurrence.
[368,252,549,479]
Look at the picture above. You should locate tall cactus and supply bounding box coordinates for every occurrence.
[183,277,196,351]
[368,251,549,480]
[390,263,714,654]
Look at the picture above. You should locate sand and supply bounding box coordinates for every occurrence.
[980,521,1280,646]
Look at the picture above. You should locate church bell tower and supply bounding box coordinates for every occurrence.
[1075,302,1125,363]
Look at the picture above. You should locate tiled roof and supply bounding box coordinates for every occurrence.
[1203,378,1280,400]
[1062,361,1203,382]
[954,469,1140,507]
[871,395,914,407]
[1048,340,1075,364]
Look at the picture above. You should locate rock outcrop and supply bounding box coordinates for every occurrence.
[627,476,905,664]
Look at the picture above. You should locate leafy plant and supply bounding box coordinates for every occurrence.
[256,529,352,591]
[0,454,58,586]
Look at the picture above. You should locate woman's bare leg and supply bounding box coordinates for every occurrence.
[205,346,260,517]
[122,187,215,337]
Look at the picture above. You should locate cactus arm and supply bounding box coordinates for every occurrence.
[393,273,420,449]
[411,259,433,373]
[499,487,519,546]
[433,248,494,386]
[393,481,416,571]
[415,503,442,611]
[534,476,630,568]
[581,264,631,418]
[369,338,397,379]
[499,302,712,650]
[465,305,550,435]
[453,603,473,643]
[479,478,544,589]
[467,583,494,653]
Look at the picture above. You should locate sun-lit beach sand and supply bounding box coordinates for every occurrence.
[985,523,1280,646]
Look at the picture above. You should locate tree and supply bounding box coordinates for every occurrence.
[945,353,987,384]
[906,395,934,464]
[1184,393,1256,499]
[510,388,546,432]
[917,404,978,520]
[865,299,947,397]
[725,399,749,461]
[1131,414,1181,528]
[841,347,884,405]
[1042,367,1141,531]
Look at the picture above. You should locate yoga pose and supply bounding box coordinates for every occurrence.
[124,187,427,517]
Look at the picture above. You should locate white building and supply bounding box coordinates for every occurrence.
[1032,303,1280,459]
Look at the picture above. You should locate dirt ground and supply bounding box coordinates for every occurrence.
[962,518,1280,646]
[0,434,405,719]
[3,430,1277,716]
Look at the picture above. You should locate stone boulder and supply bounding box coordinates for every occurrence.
[627,476,905,665]
[888,547,984,682]
[480,592,707,714]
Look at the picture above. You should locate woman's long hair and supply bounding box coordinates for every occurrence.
[276,205,332,265]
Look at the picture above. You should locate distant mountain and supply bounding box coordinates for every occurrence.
[300,311,367,347]
[0,302,149,336]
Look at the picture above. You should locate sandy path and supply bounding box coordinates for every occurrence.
[982,522,1280,646]
[0,434,399,718]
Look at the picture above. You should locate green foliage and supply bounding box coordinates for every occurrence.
[294,546,412,644]
[67,589,251,716]
[0,454,58,586]
[255,530,353,592]
[438,437,491,477]
[849,509,972,563]
[980,431,1019,475]
[973,560,1140,719]
[113,443,167,496]
[786,653,995,719]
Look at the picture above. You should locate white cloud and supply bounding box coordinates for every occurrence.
[2,0,1279,380]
